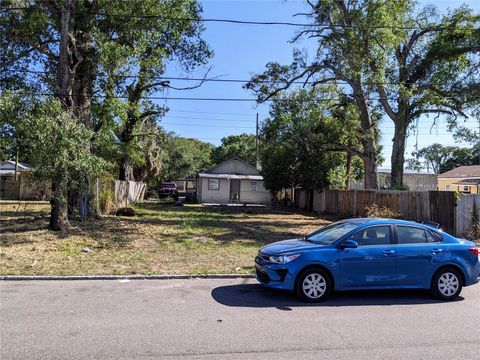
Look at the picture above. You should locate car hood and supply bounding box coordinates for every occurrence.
[260,238,327,256]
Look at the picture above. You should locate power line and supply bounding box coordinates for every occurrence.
[9,91,480,102]
[161,121,455,135]
[161,122,254,129]
[165,115,255,123]
[1,6,478,32]
[160,116,462,132]
[169,109,267,117]
[5,69,473,87]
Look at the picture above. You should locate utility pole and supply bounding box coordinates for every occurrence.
[256,113,259,169]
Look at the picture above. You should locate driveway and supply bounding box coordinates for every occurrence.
[1,279,479,359]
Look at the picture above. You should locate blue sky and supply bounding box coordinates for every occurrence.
[160,0,479,169]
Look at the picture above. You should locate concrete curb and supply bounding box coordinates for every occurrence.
[0,274,256,281]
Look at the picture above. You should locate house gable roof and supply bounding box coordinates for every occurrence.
[201,157,260,176]
[438,165,480,179]
[0,160,31,172]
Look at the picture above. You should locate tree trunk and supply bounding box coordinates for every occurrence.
[363,148,378,190]
[344,151,352,189]
[390,120,407,189]
[49,197,70,231]
[352,81,379,189]
[49,0,74,230]
[118,156,134,181]
[49,178,70,231]
[55,0,75,105]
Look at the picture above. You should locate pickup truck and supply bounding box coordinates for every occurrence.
[158,182,178,200]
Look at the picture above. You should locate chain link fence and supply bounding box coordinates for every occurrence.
[0,176,51,201]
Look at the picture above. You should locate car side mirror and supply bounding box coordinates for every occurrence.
[340,239,359,249]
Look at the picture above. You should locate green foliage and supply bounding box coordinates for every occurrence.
[212,134,257,167]
[260,88,364,192]
[405,158,424,172]
[99,188,115,215]
[245,1,479,188]
[161,136,214,181]
[0,92,107,199]
[2,0,213,184]
[408,143,479,173]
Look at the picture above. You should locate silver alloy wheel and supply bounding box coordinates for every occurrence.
[302,273,327,299]
[438,272,459,297]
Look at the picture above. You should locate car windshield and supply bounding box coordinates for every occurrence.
[306,222,359,245]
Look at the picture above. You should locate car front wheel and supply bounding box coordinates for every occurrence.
[296,268,332,302]
[431,268,463,301]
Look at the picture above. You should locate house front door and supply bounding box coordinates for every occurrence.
[230,180,240,202]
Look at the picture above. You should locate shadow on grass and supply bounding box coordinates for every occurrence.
[211,283,463,309]
[0,201,335,249]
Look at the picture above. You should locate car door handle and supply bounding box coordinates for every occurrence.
[384,250,396,255]
[432,248,443,254]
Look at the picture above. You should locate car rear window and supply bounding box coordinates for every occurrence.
[397,226,431,244]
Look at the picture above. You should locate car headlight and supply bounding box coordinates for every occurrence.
[268,254,300,264]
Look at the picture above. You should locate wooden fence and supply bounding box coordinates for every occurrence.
[293,189,480,236]
[455,195,480,237]
[114,180,146,208]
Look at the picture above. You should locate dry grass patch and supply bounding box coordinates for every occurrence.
[0,201,333,275]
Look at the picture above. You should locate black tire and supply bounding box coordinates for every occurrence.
[431,267,463,301]
[295,267,332,302]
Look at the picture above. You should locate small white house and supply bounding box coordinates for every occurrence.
[196,158,270,204]
[0,160,31,177]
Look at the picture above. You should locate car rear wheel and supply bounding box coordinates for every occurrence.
[296,268,332,302]
[431,268,463,301]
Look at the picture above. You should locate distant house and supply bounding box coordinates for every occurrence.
[349,168,438,191]
[0,160,31,178]
[438,165,480,194]
[195,158,270,204]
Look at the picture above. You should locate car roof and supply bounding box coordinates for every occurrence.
[340,218,438,230]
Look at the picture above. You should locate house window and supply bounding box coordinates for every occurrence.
[208,179,220,191]
[463,186,470,193]
[250,181,258,192]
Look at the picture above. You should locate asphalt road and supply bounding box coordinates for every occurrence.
[1,279,479,360]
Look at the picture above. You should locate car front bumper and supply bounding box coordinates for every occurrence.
[255,256,296,291]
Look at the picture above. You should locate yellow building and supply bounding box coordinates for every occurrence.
[438,165,480,194]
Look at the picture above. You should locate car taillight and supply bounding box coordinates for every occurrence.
[468,247,479,256]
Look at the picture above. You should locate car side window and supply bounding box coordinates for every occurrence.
[352,226,392,246]
[397,226,429,244]
[426,231,441,243]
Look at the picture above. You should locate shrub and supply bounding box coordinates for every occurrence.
[100,189,115,215]
[115,207,137,217]
[365,203,401,219]
[464,201,480,242]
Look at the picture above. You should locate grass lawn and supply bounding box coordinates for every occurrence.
[0,200,333,276]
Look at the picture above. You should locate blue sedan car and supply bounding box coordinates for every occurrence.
[255,218,480,302]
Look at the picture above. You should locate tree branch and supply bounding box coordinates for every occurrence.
[250,64,323,103]
[369,59,397,121]
[9,33,58,61]
[410,108,455,119]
